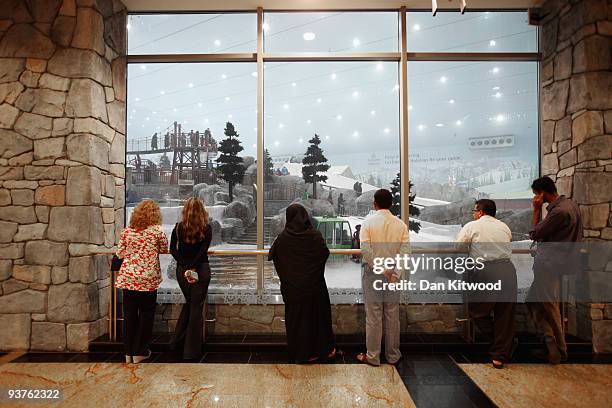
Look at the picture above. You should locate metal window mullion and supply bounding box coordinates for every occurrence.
[262,52,401,62]
[399,7,410,229]
[256,7,265,295]
[127,53,257,64]
[406,52,540,61]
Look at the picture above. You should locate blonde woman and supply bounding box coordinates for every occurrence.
[170,197,213,360]
[116,200,168,364]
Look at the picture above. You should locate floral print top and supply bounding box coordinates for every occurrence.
[115,225,169,291]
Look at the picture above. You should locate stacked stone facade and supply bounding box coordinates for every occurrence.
[0,0,126,351]
[540,0,612,352]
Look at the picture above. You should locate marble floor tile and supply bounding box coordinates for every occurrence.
[0,362,414,407]
[459,363,612,408]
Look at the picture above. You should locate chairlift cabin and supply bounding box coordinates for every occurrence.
[313,216,353,250]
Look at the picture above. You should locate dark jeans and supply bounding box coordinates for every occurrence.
[122,289,157,356]
[173,263,211,359]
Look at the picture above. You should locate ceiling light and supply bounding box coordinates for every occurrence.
[307,119,311,124]
[492,67,500,74]
[325,135,330,140]
[370,110,376,115]
[274,141,280,146]
[214,39,221,46]
[228,114,232,118]
[384,127,390,134]
[159,91,165,95]
[439,76,447,83]
[291,82,296,87]
[494,92,502,98]
[418,124,426,131]
[352,91,359,98]
[283,103,289,110]
[299,138,303,143]
[251,71,258,77]
[392,84,399,91]
[262,22,270,32]
[331,73,337,80]
[221,74,227,79]
[496,114,505,122]
[435,123,444,127]
[316,98,322,103]
[126,23,131,31]
[456,120,462,125]
[336,114,342,120]
[140,64,146,70]
[225,96,230,101]
[376,63,383,71]
[172,108,177,112]
[413,24,421,31]
[352,38,360,47]
[278,123,284,129]
[408,105,413,110]
[492,86,500,90]
[489,40,496,46]
[448,99,455,104]
[134,97,140,102]
[303,32,316,41]
[352,131,359,137]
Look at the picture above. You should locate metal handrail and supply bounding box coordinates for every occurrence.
[93,248,535,256]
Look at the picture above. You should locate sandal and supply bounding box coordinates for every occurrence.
[356,352,380,367]
[492,359,504,369]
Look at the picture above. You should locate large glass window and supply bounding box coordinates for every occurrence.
[406,11,537,52]
[263,61,400,290]
[126,62,258,290]
[264,12,399,53]
[127,13,257,54]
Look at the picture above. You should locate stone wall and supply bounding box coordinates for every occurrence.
[153,303,466,335]
[0,0,126,351]
[539,0,612,352]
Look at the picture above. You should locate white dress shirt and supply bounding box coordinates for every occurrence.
[360,209,410,276]
[456,215,512,260]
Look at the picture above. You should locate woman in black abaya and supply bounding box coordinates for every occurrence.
[268,204,337,363]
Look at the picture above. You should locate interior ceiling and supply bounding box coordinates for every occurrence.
[121,0,544,12]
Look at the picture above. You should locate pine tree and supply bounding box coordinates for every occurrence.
[159,153,171,170]
[390,172,421,233]
[301,134,330,199]
[216,122,245,202]
[264,148,274,181]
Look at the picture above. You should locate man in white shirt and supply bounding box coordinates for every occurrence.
[457,199,517,369]
[357,189,410,366]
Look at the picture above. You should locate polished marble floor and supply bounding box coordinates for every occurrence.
[0,361,413,408]
[1,350,610,407]
[459,363,612,408]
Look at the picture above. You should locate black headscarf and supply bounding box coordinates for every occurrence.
[284,203,313,235]
[268,204,330,302]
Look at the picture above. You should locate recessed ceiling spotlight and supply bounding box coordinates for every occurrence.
[331,73,337,80]
[336,114,343,120]
[225,96,230,101]
[456,120,462,125]
[370,110,376,115]
[214,39,221,46]
[316,98,322,103]
[283,103,289,110]
[439,76,448,83]
[262,22,270,32]
[303,32,316,41]
[408,105,413,110]
[418,124,426,131]
[413,24,421,31]
[492,67,500,74]
[376,63,383,71]
[352,38,361,47]
[489,40,496,46]
[221,74,227,79]
[435,123,444,127]
[291,82,297,87]
[352,91,359,98]
[448,99,455,104]
[384,127,390,134]
[251,71,258,77]
[494,92,502,98]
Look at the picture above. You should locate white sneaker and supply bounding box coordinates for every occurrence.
[133,350,152,364]
[125,355,133,363]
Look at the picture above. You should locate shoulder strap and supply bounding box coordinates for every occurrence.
[175,223,180,252]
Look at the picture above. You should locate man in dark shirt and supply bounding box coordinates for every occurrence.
[528,176,583,364]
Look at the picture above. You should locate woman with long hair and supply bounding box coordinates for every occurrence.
[116,199,168,364]
[170,197,213,360]
[268,203,337,363]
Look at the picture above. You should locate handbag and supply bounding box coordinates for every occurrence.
[175,223,198,282]
[111,255,123,272]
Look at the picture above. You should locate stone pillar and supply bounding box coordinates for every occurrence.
[539,0,612,352]
[0,0,126,351]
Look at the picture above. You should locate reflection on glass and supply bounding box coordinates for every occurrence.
[127,13,256,55]
[264,12,399,53]
[263,61,401,290]
[406,11,537,52]
[126,63,257,290]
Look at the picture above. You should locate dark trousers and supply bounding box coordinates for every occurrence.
[173,264,211,359]
[122,289,157,356]
[527,259,567,358]
[468,259,517,361]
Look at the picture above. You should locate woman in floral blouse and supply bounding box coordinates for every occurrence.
[116,199,168,364]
